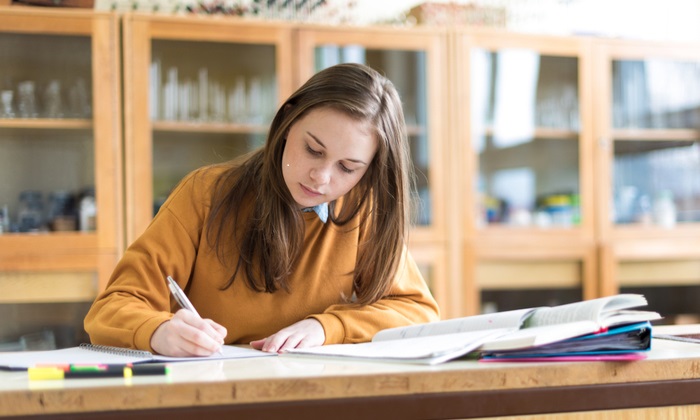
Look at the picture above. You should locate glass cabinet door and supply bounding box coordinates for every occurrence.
[606,57,700,230]
[0,31,94,235]
[0,9,122,348]
[465,39,592,236]
[596,41,700,324]
[457,32,595,316]
[123,16,295,243]
[296,27,448,243]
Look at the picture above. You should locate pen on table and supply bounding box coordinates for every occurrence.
[28,364,170,381]
[166,275,224,354]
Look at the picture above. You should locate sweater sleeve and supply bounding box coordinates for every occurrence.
[83,169,210,352]
[310,247,441,345]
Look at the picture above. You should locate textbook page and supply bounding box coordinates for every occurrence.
[526,294,660,328]
[285,328,513,365]
[372,308,536,342]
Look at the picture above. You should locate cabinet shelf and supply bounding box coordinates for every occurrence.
[612,128,700,141]
[476,225,585,236]
[0,271,98,304]
[0,119,92,130]
[0,232,101,273]
[483,126,580,140]
[0,232,97,251]
[611,224,700,240]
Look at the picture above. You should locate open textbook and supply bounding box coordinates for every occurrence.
[0,343,274,371]
[285,294,661,365]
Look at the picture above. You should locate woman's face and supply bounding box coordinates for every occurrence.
[282,107,378,209]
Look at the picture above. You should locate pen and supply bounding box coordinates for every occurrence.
[167,275,200,317]
[167,275,224,354]
[28,364,170,380]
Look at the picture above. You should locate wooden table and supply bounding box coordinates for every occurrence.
[1,337,700,419]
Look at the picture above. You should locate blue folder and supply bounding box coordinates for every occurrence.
[481,321,652,359]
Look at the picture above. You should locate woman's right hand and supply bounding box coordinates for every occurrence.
[150,309,227,357]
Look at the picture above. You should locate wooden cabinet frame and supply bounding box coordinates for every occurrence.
[451,28,596,314]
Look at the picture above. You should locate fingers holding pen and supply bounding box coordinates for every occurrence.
[151,310,226,357]
[163,276,226,356]
[206,318,228,340]
[175,309,227,350]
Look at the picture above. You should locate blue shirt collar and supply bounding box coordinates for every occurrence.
[302,202,329,223]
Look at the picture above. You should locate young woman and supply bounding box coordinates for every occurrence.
[84,63,440,357]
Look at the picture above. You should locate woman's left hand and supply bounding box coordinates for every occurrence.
[250,318,325,353]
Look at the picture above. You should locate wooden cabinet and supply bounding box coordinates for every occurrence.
[452,29,597,315]
[122,14,296,244]
[0,8,122,301]
[4,9,700,330]
[594,39,700,322]
[295,24,453,315]
[0,8,122,348]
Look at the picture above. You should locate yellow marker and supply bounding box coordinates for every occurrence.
[28,367,66,381]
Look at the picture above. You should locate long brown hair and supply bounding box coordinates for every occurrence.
[206,63,414,305]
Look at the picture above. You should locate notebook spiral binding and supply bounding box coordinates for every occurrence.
[79,343,154,359]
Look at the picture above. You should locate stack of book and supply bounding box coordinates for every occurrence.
[286,294,661,365]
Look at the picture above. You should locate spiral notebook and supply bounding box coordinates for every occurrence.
[0,343,274,370]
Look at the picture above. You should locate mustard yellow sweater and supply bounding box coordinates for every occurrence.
[84,165,439,352]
